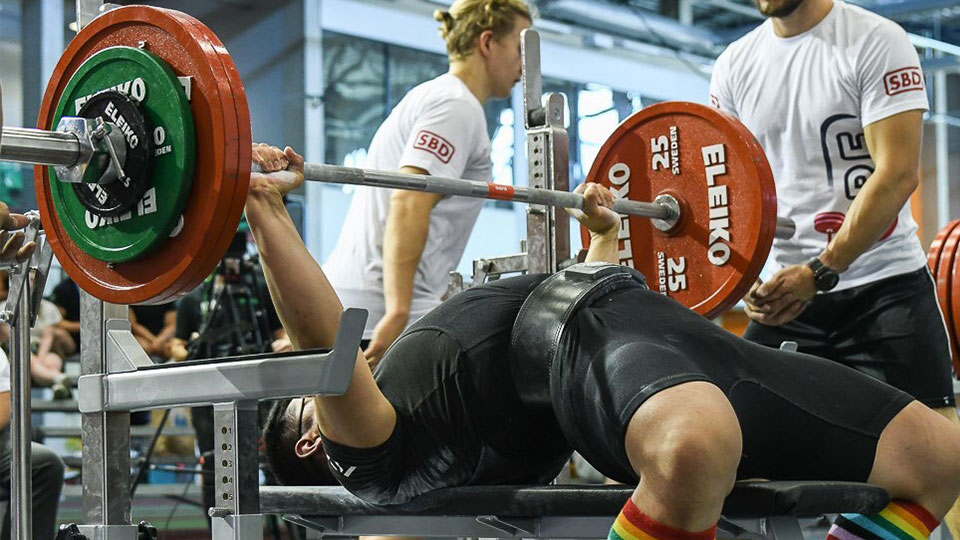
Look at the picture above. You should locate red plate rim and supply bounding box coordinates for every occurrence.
[947,227,960,378]
[937,225,960,372]
[163,11,251,304]
[928,219,959,274]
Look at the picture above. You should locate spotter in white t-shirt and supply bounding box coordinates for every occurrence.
[709,0,929,291]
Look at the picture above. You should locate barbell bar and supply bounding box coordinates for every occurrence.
[255,162,797,240]
[0,126,84,168]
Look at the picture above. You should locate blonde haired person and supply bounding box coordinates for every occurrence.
[321,0,532,367]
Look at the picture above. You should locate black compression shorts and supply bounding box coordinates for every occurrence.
[744,267,955,408]
[552,284,915,484]
[323,273,914,503]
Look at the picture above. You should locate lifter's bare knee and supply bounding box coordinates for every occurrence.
[870,401,960,517]
[625,381,742,529]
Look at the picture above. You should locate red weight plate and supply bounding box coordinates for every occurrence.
[35,6,240,305]
[931,220,960,376]
[143,12,246,304]
[938,225,960,376]
[928,220,958,274]
[166,12,250,300]
[582,102,777,318]
[948,228,960,379]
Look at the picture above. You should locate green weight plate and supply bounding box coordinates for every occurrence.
[48,46,195,262]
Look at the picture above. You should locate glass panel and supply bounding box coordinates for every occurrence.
[323,32,386,168]
[578,84,619,186]
[386,45,448,111]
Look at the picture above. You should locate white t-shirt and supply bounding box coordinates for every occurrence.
[0,298,62,348]
[709,1,929,291]
[32,300,63,347]
[323,74,491,337]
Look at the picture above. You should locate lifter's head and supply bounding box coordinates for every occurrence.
[263,397,336,486]
[435,0,533,100]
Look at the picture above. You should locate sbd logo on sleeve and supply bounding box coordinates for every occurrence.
[414,130,456,164]
[883,67,924,96]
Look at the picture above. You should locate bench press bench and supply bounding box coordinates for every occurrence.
[260,480,890,539]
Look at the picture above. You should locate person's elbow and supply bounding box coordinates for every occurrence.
[388,189,442,217]
[889,167,920,201]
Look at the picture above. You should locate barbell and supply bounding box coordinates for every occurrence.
[0,5,803,317]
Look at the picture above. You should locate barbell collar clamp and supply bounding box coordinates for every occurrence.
[92,118,129,186]
[650,194,681,232]
[0,118,131,186]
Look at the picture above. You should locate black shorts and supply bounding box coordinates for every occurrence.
[323,274,913,503]
[552,285,914,485]
[743,267,955,409]
[322,274,570,505]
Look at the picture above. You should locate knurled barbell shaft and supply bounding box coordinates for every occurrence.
[300,163,796,240]
[0,127,81,167]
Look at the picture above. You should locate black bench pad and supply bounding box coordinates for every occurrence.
[260,481,889,519]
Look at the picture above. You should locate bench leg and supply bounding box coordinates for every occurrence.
[762,516,805,540]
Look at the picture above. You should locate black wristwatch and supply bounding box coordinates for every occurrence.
[807,258,839,292]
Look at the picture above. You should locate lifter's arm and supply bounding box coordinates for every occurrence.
[567,183,621,264]
[246,144,396,447]
[245,156,344,349]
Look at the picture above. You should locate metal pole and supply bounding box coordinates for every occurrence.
[0,126,81,167]
[78,292,136,540]
[10,274,32,540]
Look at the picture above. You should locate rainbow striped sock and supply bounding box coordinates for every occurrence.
[608,497,716,540]
[828,500,940,540]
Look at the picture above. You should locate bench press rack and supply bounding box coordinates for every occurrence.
[0,3,896,540]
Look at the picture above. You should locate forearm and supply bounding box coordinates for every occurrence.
[382,199,432,319]
[130,323,155,342]
[820,168,917,272]
[154,325,176,345]
[245,191,345,350]
[37,329,54,357]
[0,392,9,432]
[584,230,621,264]
[55,320,80,334]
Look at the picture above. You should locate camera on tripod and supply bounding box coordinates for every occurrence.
[187,230,278,359]
[218,229,253,283]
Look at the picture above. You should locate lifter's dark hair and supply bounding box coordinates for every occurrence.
[262,398,337,486]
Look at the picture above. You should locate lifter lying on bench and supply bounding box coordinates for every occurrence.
[249,144,960,540]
